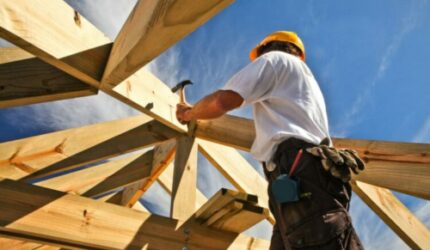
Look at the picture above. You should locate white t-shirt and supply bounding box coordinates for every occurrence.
[221,51,330,162]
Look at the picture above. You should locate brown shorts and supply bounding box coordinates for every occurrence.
[264,138,364,250]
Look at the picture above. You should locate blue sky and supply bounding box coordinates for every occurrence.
[1,0,429,249]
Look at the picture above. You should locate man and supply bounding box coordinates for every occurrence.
[176,31,364,249]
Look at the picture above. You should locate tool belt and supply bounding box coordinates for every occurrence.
[265,138,354,247]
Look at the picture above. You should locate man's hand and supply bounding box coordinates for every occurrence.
[176,103,193,124]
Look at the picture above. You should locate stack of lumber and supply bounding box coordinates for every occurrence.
[195,188,269,233]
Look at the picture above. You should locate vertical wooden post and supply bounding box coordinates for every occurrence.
[170,136,198,221]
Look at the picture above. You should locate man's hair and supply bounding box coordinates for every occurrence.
[257,41,302,58]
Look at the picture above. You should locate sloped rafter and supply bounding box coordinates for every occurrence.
[101,0,234,87]
[0,47,97,108]
[352,181,430,249]
[0,178,270,250]
[0,115,178,181]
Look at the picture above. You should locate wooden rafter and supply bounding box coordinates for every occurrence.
[0,47,97,108]
[0,178,270,249]
[102,0,234,87]
[352,181,430,249]
[0,115,178,180]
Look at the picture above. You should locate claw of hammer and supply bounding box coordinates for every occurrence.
[171,80,193,103]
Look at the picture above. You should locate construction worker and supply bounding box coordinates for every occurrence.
[176,31,365,249]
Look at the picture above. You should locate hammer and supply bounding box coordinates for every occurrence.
[171,80,193,103]
[171,80,196,135]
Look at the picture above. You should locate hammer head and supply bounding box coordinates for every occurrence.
[171,80,193,93]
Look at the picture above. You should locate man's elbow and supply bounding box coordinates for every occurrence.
[215,90,244,112]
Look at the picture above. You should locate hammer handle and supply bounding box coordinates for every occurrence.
[179,88,186,103]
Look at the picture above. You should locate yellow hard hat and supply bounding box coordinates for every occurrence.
[249,31,305,61]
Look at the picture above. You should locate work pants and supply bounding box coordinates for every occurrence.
[264,138,364,250]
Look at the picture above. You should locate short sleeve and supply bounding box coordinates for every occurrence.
[220,55,276,105]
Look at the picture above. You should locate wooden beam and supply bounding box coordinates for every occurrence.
[0,238,58,250]
[0,115,178,180]
[352,181,430,249]
[196,115,430,199]
[0,0,111,87]
[101,0,234,87]
[0,178,270,249]
[195,188,268,233]
[198,139,275,224]
[0,47,97,108]
[196,115,255,151]
[354,160,430,200]
[171,136,198,221]
[0,0,188,132]
[35,151,153,197]
[157,162,208,208]
[121,139,177,207]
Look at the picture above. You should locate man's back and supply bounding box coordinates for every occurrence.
[222,51,330,162]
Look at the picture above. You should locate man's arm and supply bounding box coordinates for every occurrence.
[176,90,243,124]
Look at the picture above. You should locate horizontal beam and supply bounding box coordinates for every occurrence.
[0,47,97,108]
[0,178,269,249]
[195,115,430,200]
[352,181,430,249]
[0,115,178,180]
[102,0,234,87]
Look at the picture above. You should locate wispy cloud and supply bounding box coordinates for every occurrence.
[413,117,430,143]
[336,1,426,135]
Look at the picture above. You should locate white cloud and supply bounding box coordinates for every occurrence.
[336,1,425,134]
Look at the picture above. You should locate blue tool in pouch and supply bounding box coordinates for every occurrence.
[271,174,300,203]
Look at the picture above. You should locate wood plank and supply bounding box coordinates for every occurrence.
[35,151,152,197]
[0,178,270,250]
[0,0,111,87]
[171,136,198,220]
[210,201,268,233]
[0,0,188,132]
[354,160,430,200]
[352,181,430,250]
[102,0,234,87]
[0,238,58,250]
[122,139,177,207]
[0,48,97,108]
[157,162,208,208]
[0,115,178,180]
[198,139,275,224]
[196,115,255,151]
[195,188,258,221]
[196,116,430,199]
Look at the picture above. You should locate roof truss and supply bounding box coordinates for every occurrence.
[0,0,428,249]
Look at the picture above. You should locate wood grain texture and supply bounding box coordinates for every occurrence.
[198,139,275,224]
[35,151,153,197]
[0,178,270,250]
[122,139,177,207]
[195,115,430,200]
[171,136,198,221]
[352,181,430,250]
[157,162,208,208]
[0,48,97,108]
[102,0,234,87]
[0,0,188,132]
[0,0,111,86]
[0,115,178,180]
